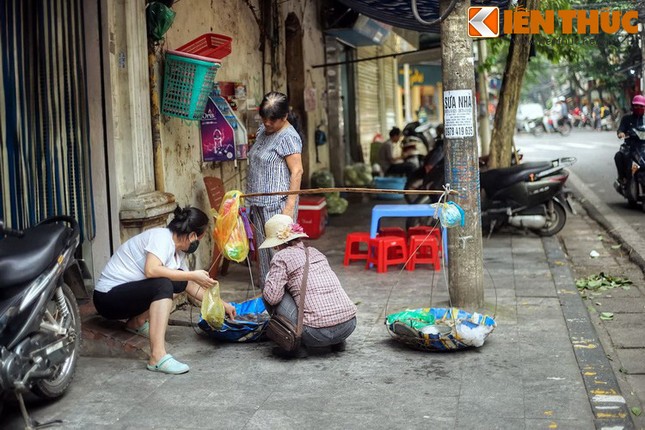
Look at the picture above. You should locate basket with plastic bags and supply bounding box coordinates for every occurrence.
[385,307,496,351]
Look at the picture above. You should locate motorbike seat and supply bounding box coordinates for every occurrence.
[0,223,69,289]
[480,161,553,195]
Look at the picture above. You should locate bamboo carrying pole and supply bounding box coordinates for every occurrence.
[240,187,458,198]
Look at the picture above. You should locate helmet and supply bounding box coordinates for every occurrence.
[632,95,645,107]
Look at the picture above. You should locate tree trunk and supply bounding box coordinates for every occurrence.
[488,0,539,169]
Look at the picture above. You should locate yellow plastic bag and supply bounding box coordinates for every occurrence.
[201,281,225,329]
[213,190,249,262]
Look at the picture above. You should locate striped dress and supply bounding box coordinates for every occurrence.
[246,124,302,288]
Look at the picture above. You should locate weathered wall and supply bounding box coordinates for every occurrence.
[154,0,329,269]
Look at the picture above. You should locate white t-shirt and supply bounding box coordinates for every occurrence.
[94,227,188,293]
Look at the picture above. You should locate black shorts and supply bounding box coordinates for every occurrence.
[93,278,187,320]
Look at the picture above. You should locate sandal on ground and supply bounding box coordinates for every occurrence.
[146,354,189,375]
[125,320,150,338]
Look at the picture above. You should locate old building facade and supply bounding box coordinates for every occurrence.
[0,0,412,283]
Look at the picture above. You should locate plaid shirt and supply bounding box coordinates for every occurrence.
[263,242,357,328]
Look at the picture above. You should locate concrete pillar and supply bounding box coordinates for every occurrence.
[107,0,175,240]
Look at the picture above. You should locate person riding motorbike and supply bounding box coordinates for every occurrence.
[614,95,645,185]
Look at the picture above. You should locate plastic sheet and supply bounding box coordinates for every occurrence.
[199,297,269,342]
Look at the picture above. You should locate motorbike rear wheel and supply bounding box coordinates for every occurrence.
[531,200,566,236]
[32,283,81,399]
[627,179,639,209]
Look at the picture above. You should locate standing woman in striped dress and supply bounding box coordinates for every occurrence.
[246,92,304,289]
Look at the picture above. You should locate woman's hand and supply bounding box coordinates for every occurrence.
[223,301,237,320]
[191,270,216,289]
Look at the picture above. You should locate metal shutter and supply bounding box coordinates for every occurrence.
[356,46,380,163]
[0,0,94,239]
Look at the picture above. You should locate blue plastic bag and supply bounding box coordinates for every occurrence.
[198,297,269,342]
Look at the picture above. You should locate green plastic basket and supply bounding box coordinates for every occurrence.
[162,52,220,120]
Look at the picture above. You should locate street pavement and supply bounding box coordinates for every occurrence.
[3,189,644,429]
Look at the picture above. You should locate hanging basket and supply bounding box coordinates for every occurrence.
[176,33,233,61]
[161,50,221,120]
[385,307,496,352]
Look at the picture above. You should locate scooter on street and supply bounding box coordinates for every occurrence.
[0,215,85,429]
[614,127,645,210]
[519,116,545,136]
[480,157,577,237]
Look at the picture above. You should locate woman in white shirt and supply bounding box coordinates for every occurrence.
[94,205,236,374]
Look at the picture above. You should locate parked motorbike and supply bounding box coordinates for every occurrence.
[0,215,84,428]
[614,127,645,210]
[405,140,527,229]
[481,157,577,236]
[402,120,436,151]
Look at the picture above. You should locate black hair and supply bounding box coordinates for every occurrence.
[167,205,209,237]
[259,91,290,121]
[389,127,401,138]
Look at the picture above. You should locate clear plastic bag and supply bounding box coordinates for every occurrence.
[200,281,225,329]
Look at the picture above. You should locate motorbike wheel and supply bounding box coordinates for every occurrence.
[531,125,544,136]
[32,283,81,399]
[558,122,572,136]
[531,200,567,236]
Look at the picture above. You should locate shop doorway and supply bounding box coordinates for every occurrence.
[285,12,309,186]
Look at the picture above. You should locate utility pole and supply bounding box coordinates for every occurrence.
[440,0,484,309]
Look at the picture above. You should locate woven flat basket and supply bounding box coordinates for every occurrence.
[386,307,496,351]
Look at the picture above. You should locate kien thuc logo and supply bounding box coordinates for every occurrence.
[468,6,499,38]
[468,6,639,37]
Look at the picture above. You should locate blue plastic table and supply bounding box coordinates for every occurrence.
[370,204,440,238]
[369,204,447,268]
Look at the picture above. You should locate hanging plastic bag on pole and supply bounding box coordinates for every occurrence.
[213,190,249,262]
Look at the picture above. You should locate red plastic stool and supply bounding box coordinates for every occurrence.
[344,232,371,266]
[365,236,408,273]
[406,235,441,271]
[407,226,442,255]
[377,227,407,258]
[377,226,407,239]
